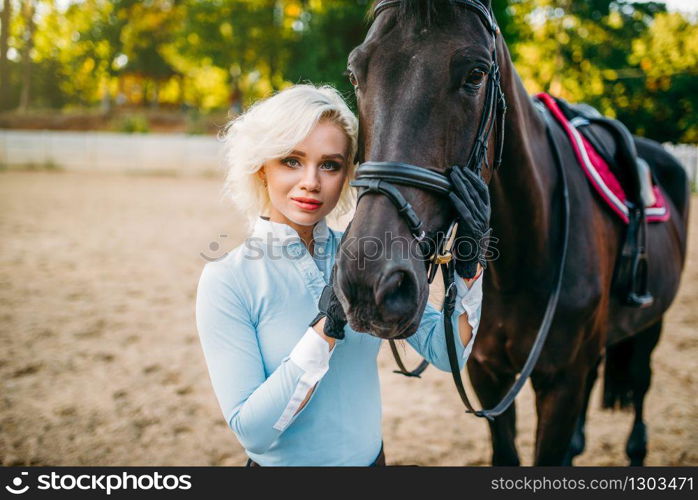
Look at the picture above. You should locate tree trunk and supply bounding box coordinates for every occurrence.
[230,79,242,116]
[178,73,185,107]
[18,0,36,113]
[0,0,12,111]
[151,79,159,109]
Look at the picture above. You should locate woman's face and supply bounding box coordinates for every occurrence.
[261,120,349,230]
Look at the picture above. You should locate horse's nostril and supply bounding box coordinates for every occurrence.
[375,270,404,304]
[374,268,418,321]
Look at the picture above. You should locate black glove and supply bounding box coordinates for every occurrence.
[309,265,347,339]
[447,166,492,279]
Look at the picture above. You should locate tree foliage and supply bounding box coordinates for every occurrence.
[0,0,695,142]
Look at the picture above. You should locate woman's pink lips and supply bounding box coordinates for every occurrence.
[291,197,323,211]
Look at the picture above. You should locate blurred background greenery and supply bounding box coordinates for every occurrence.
[0,0,695,142]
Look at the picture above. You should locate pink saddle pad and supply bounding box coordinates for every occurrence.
[536,92,669,224]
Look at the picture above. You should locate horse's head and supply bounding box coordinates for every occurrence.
[336,0,502,339]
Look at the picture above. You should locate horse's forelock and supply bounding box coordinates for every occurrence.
[370,0,459,28]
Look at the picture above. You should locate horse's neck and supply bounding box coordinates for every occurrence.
[487,41,559,292]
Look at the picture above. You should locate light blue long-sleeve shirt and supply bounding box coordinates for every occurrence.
[195,216,483,466]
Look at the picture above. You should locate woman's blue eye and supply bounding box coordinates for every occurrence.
[281,157,301,168]
[320,161,342,171]
[281,157,341,171]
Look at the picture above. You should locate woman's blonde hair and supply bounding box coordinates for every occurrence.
[219,84,358,229]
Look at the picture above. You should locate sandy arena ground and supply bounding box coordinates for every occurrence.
[1,170,696,466]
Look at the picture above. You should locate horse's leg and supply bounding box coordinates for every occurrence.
[531,364,588,466]
[562,355,602,465]
[626,318,662,466]
[468,358,520,465]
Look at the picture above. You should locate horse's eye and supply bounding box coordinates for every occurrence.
[346,69,359,88]
[463,68,487,87]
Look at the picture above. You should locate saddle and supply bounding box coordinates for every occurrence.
[539,93,663,308]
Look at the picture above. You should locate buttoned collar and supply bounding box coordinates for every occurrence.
[250,216,331,248]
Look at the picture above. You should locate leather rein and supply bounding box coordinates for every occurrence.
[349,0,570,420]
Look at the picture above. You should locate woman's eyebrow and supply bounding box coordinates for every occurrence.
[321,153,345,161]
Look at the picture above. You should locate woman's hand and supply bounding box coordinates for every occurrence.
[309,265,347,341]
[447,166,492,279]
[464,263,483,288]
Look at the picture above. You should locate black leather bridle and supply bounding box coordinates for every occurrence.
[349,0,570,421]
[351,0,506,280]
[350,0,505,379]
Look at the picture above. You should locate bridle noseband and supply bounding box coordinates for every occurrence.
[350,162,451,242]
[350,0,507,282]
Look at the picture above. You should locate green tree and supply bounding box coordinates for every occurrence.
[285,0,370,110]
[629,12,698,142]
[18,0,37,112]
[507,0,698,143]
[119,0,183,107]
[0,0,12,110]
[173,0,305,110]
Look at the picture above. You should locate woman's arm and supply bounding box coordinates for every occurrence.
[295,318,334,414]
[195,262,335,455]
[455,264,483,347]
[404,264,484,372]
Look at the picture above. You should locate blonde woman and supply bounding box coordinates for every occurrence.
[195,84,486,466]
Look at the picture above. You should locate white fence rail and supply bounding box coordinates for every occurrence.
[0,130,696,188]
[0,130,223,176]
[664,143,698,190]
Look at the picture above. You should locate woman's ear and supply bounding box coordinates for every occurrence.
[257,167,267,187]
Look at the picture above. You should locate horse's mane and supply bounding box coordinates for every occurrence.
[369,0,459,28]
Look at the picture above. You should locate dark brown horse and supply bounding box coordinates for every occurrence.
[334,0,690,465]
